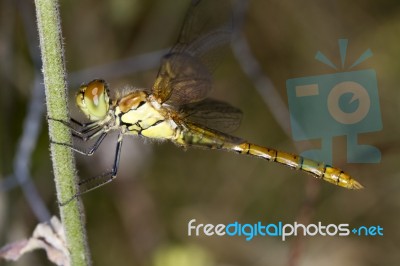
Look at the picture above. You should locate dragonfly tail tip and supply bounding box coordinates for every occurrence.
[351,180,364,190]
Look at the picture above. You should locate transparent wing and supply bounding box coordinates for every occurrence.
[152,0,232,105]
[179,98,242,133]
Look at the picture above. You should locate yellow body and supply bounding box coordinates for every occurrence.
[75,80,363,190]
[74,79,363,191]
[115,93,178,140]
[172,122,363,189]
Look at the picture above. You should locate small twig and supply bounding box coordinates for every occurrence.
[34,0,91,265]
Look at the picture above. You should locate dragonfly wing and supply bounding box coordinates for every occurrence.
[152,53,213,105]
[180,98,242,133]
[152,0,232,105]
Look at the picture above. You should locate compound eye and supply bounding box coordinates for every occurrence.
[85,80,106,107]
[76,79,110,121]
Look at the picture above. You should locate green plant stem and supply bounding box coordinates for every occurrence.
[34,0,91,265]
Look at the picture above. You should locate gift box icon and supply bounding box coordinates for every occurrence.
[286,39,382,164]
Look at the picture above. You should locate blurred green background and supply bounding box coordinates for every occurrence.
[1,0,400,265]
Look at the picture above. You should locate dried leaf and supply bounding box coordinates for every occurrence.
[0,216,70,266]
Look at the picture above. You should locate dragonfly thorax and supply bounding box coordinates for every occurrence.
[115,90,178,139]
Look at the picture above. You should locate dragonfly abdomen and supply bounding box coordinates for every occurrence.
[226,141,363,190]
[174,123,363,190]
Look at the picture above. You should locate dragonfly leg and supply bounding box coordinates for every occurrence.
[51,130,108,156]
[48,117,102,136]
[59,133,124,206]
[79,133,123,186]
[48,116,98,128]
[57,132,107,156]
[71,126,106,142]
[70,117,99,128]
[69,118,106,136]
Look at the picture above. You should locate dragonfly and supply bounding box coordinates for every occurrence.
[52,0,363,205]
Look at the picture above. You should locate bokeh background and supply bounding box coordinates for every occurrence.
[1,0,400,265]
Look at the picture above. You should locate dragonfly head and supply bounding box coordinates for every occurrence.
[76,79,110,121]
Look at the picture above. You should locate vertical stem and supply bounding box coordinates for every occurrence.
[34,0,91,265]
